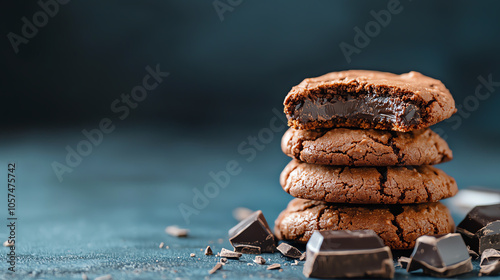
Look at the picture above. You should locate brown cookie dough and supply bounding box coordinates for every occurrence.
[274,198,455,250]
[280,160,457,204]
[281,127,452,166]
[284,70,456,132]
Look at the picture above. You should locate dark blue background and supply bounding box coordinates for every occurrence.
[1,0,500,278]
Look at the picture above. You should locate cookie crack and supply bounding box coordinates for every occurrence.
[388,206,406,247]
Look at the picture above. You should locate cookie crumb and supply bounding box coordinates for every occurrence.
[267,263,281,270]
[205,246,213,255]
[165,225,189,237]
[159,242,164,249]
[190,253,195,257]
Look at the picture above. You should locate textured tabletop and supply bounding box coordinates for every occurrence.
[0,126,499,280]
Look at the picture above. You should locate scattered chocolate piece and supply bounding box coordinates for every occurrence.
[467,246,479,259]
[165,245,169,249]
[220,248,242,259]
[457,203,500,254]
[228,210,276,254]
[209,263,223,274]
[94,275,112,280]
[3,240,13,247]
[267,263,281,270]
[254,256,266,265]
[190,253,195,257]
[277,243,302,259]
[233,207,254,221]
[247,263,253,266]
[159,242,164,249]
[299,252,306,261]
[205,246,213,255]
[479,248,500,276]
[165,225,189,237]
[401,233,472,277]
[234,244,261,254]
[303,230,394,279]
[291,260,300,266]
[220,258,228,263]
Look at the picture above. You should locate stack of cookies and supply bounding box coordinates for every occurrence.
[274,70,458,249]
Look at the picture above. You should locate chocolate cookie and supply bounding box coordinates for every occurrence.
[280,160,457,204]
[284,70,456,132]
[282,127,452,166]
[274,198,455,250]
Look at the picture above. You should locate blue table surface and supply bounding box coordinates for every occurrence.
[0,125,499,280]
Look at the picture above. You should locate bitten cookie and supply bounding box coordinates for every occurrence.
[282,127,452,166]
[280,160,457,204]
[284,70,456,132]
[274,198,455,250]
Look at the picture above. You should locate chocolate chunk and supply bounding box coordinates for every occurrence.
[479,248,500,276]
[401,233,472,277]
[234,244,261,254]
[267,263,281,270]
[220,258,227,263]
[303,230,394,279]
[228,210,276,253]
[220,248,242,259]
[457,203,500,254]
[165,225,189,237]
[254,256,266,265]
[209,263,223,274]
[205,246,213,255]
[277,243,302,259]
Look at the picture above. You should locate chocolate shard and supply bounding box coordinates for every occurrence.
[267,263,281,270]
[277,243,302,259]
[208,263,223,274]
[204,246,213,256]
[234,244,261,254]
[228,210,276,253]
[254,255,266,265]
[303,230,394,279]
[220,248,242,259]
[457,203,500,254]
[404,233,472,277]
[479,248,500,276]
[165,225,189,237]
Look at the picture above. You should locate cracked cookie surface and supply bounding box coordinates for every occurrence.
[274,198,455,250]
[282,127,452,166]
[280,160,457,204]
[284,70,456,132]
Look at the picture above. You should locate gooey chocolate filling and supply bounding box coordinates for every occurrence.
[292,94,421,126]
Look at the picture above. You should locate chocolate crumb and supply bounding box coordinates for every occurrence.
[220,248,242,259]
[165,225,189,237]
[267,263,281,270]
[291,260,299,266]
[190,253,195,257]
[159,242,164,249]
[209,263,223,274]
[205,246,213,255]
[247,263,253,266]
[220,258,228,263]
[254,256,266,265]
[279,269,283,272]
[233,207,254,221]
[3,240,13,247]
